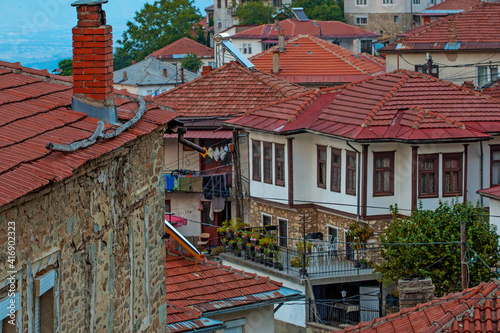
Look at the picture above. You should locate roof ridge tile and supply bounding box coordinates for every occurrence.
[362,72,411,127]
[288,90,321,121]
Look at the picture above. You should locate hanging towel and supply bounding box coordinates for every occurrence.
[206,147,215,159]
[212,196,225,213]
[220,149,227,161]
[213,147,220,161]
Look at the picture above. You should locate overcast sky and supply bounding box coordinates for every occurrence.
[0,0,211,68]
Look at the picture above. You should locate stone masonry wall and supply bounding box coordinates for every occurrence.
[250,200,390,254]
[0,127,168,332]
[345,13,414,37]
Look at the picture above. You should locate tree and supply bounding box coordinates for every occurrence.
[376,200,499,296]
[181,53,203,73]
[283,0,345,22]
[58,59,73,76]
[233,1,275,25]
[114,0,201,70]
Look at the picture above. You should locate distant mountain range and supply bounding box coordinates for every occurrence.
[0,0,212,71]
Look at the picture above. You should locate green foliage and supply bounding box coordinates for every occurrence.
[283,0,345,22]
[376,200,499,296]
[114,0,201,70]
[181,53,203,72]
[233,1,275,25]
[58,59,73,76]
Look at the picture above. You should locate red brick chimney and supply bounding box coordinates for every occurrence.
[201,66,212,76]
[448,19,457,47]
[71,0,117,123]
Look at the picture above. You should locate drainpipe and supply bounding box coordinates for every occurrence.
[177,128,207,154]
[480,141,484,205]
[346,141,361,221]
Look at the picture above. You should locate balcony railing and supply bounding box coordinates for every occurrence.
[221,239,382,279]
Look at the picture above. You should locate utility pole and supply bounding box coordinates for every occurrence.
[232,130,243,220]
[461,219,467,290]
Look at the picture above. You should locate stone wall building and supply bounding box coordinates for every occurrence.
[0,1,178,332]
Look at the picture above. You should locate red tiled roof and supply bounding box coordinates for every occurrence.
[231,19,380,40]
[477,185,500,200]
[165,252,301,315]
[338,280,500,333]
[250,34,385,84]
[0,60,177,207]
[148,37,214,60]
[483,83,500,100]
[421,0,481,12]
[226,70,500,142]
[154,62,309,118]
[383,2,500,52]
[194,16,207,29]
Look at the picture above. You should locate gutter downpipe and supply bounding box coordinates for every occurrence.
[177,128,208,154]
[480,140,484,205]
[346,141,361,222]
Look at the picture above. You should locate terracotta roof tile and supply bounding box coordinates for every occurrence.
[165,252,302,331]
[155,62,309,118]
[227,70,500,142]
[0,61,177,207]
[383,2,500,52]
[250,34,385,84]
[421,0,481,12]
[231,19,380,40]
[148,37,214,59]
[338,280,500,333]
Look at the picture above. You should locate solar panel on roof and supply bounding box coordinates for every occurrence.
[292,7,309,21]
[221,40,255,69]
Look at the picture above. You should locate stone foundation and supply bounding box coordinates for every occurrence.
[250,200,390,254]
[345,13,418,38]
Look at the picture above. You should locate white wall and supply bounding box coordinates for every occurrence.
[385,51,500,87]
[345,0,430,15]
[113,83,176,97]
[220,259,306,328]
[247,131,499,218]
[249,132,289,203]
[489,199,500,236]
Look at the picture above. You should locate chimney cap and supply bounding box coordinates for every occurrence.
[71,0,108,7]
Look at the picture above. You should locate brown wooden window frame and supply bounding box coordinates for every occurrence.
[418,154,439,198]
[331,148,341,192]
[263,141,273,184]
[252,140,261,181]
[275,143,285,187]
[442,153,463,197]
[490,145,500,186]
[373,151,395,196]
[317,145,327,189]
[278,218,288,247]
[346,150,357,196]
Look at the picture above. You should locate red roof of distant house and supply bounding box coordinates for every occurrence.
[230,19,380,41]
[165,251,302,331]
[154,62,309,117]
[148,37,214,60]
[338,280,500,333]
[383,2,500,52]
[421,0,481,12]
[0,60,177,207]
[250,34,385,84]
[226,70,500,142]
[194,16,207,29]
[483,83,500,100]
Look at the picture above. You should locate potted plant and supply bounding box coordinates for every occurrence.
[250,251,256,261]
[228,239,237,250]
[221,238,228,246]
[237,237,244,250]
[359,258,368,269]
[347,221,374,264]
[235,247,242,257]
[250,234,259,245]
[255,245,263,254]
